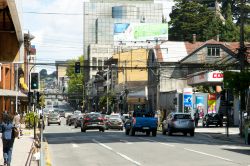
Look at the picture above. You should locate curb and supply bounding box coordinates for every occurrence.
[44,138,52,166]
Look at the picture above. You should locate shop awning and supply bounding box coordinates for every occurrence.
[0,89,27,97]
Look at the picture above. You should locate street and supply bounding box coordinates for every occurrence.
[44,119,250,166]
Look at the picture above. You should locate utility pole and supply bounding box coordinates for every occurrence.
[239,0,246,136]
[107,66,109,114]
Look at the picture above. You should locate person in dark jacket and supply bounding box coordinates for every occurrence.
[1,114,15,166]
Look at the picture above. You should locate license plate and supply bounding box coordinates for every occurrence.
[143,127,149,130]
[92,124,97,126]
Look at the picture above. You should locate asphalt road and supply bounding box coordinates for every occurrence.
[44,118,250,166]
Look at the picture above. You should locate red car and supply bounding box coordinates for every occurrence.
[81,113,105,132]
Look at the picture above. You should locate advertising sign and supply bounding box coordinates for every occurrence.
[183,88,193,113]
[196,96,205,118]
[114,23,168,42]
[208,94,216,113]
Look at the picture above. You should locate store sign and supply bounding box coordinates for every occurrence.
[207,70,223,82]
[188,70,223,85]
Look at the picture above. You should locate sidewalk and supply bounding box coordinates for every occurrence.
[195,126,247,145]
[0,129,35,166]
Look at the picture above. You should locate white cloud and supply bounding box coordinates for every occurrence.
[22,0,84,68]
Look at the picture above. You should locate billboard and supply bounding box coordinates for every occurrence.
[196,96,205,118]
[208,94,216,113]
[114,23,168,42]
[183,88,193,113]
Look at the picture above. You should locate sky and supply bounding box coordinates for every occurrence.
[22,0,86,73]
[22,0,174,73]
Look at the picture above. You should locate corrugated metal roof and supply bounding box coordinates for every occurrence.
[0,89,27,97]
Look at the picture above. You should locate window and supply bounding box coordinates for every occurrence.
[207,47,220,57]
[92,57,97,70]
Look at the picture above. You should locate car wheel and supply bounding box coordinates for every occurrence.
[58,122,61,125]
[220,123,223,127]
[125,129,129,135]
[69,122,71,126]
[152,130,157,137]
[129,128,135,136]
[183,132,187,136]
[81,128,86,132]
[206,123,209,127]
[74,122,77,128]
[162,126,166,135]
[48,123,50,126]
[190,130,195,137]
[168,127,172,136]
[146,131,150,136]
[120,127,123,131]
[202,122,205,127]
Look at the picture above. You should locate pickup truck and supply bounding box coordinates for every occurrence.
[124,110,158,136]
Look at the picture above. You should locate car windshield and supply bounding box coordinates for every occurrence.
[49,113,59,118]
[174,114,191,119]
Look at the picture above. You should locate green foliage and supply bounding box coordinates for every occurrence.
[98,91,116,112]
[66,56,84,103]
[38,95,46,109]
[25,112,39,128]
[169,0,240,42]
[223,71,250,94]
[169,1,215,41]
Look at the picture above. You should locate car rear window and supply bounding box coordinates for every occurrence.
[86,114,101,118]
[174,114,191,119]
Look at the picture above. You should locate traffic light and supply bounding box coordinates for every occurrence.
[75,61,81,73]
[36,91,40,103]
[31,73,39,89]
[28,92,34,104]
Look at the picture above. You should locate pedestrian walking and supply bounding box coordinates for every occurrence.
[194,110,200,127]
[1,114,15,166]
[13,112,21,138]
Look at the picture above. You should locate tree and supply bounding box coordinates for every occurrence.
[39,69,47,80]
[220,3,240,41]
[169,0,215,41]
[66,56,84,108]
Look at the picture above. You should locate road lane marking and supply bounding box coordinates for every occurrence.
[92,139,113,150]
[92,139,141,166]
[184,148,233,162]
[72,144,79,148]
[120,140,133,144]
[138,138,175,147]
[116,152,141,166]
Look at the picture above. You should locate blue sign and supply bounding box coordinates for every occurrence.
[184,94,193,107]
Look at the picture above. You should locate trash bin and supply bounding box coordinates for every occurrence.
[245,126,250,145]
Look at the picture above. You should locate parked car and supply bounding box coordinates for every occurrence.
[102,114,110,130]
[106,114,123,130]
[68,110,82,126]
[202,113,223,127]
[121,114,130,123]
[66,114,73,125]
[81,113,105,132]
[162,112,195,136]
[74,114,83,128]
[58,110,66,118]
[48,112,61,126]
[124,110,158,136]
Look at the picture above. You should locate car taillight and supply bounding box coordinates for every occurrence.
[84,118,90,121]
[132,117,136,124]
[98,117,104,121]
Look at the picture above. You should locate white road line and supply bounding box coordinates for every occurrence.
[92,139,113,150]
[116,152,141,166]
[120,139,133,144]
[92,139,141,166]
[184,148,233,162]
[219,145,238,150]
[138,138,175,147]
[72,144,79,148]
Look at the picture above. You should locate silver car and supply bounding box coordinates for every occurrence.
[48,112,61,126]
[162,112,195,136]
